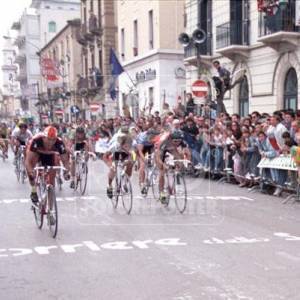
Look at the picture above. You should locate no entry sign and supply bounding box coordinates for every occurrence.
[191,80,208,98]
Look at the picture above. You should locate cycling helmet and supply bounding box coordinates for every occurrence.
[170,130,184,141]
[44,126,58,139]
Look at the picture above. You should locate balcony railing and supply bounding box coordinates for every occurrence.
[258,4,300,37]
[89,16,102,36]
[184,35,212,59]
[216,21,249,49]
[75,25,87,46]
[77,76,88,91]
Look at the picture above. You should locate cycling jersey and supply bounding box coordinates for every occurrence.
[29,135,67,166]
[159,137,187,162]
[12,128,33,144]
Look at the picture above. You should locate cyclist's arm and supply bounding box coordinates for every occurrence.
[61,153,70,172]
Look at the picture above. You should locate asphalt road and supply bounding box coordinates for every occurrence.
[0,154,300,300]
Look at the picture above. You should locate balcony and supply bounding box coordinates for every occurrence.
[16,70,27,82]
[14,53,26,65]
[13,36,25,48]
[183,35,213,67]
[89,16,103,36]
[75,25,87,46]
[258,4,300,52]
[83,23,94,42]
[216,21,250,60]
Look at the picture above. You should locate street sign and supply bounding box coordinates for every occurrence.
[191,80,208,98]
[71,105,80,114]
[90,103,100,112]
[55,109,64,116]
[41,58,59,80]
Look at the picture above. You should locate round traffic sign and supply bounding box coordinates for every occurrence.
[90,103,100,112]
[191,80,208,98]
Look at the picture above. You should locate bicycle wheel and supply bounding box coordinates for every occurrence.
[151,167,160,200]
[111,175,119,209]
[174,172,187,213]
[47,185,58,238]
[79,162,88,195]
[56,174,63,191]
[15,158,21,182]
[21,158,26,184]
[121,174,133,214]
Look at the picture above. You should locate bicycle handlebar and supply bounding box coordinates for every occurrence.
[34,166,66,172]
[74,150,97,159]
[166,159,191,168]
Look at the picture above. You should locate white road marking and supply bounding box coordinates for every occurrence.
[0,238,187,258]
[0,195,255,205]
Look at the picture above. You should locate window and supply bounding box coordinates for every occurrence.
[149,87,154,107]
[48,21,56,33]
[98,0,102,27]
[284,68,298,111]
[239,76,249,117]
[149,10,154,49]
[133,20,138,56]
[90,0,94,12]
[91,52,95,69]
[99,49,103,71]
[121,28,125,59]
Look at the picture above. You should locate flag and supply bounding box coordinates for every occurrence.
[109,49,124,100]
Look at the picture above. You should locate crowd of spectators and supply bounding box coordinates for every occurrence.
[18,94,300,198]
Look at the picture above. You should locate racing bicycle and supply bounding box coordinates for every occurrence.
[142,151,159,199]
[72,150,96,195]
[15,145,27,183]
[111,154,133,214]
[162,154,190,213]
[32,165,65,238]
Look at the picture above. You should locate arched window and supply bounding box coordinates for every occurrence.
[239,76,249,117]
[284,68,298,111]
[48,21,57,33]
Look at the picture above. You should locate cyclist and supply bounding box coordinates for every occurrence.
[11,122,33,164]
[25,125,70,204]
[0,122,10,158]
[155,130,191,204]
[136,127,160,195]
[69,126,91,189]
[104,126,134,199]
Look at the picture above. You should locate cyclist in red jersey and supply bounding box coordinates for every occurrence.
[25,126,70,204]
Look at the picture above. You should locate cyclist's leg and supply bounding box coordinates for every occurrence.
[138,155,145,185]
[154,150,165,193]
[25,151,40,203]
[70,154,75,188]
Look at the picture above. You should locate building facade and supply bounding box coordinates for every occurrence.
[11,9,40,116]
[117,0,186,116]
[1,38,21,119]
[184,0,300,115]
[39,19,82,123]
[11,0,80,120]
[76,0,117,119]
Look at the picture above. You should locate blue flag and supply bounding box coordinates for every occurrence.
[109,48,124,100]
[110,48,124,76]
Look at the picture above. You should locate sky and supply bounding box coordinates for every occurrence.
[0,0,32,86]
